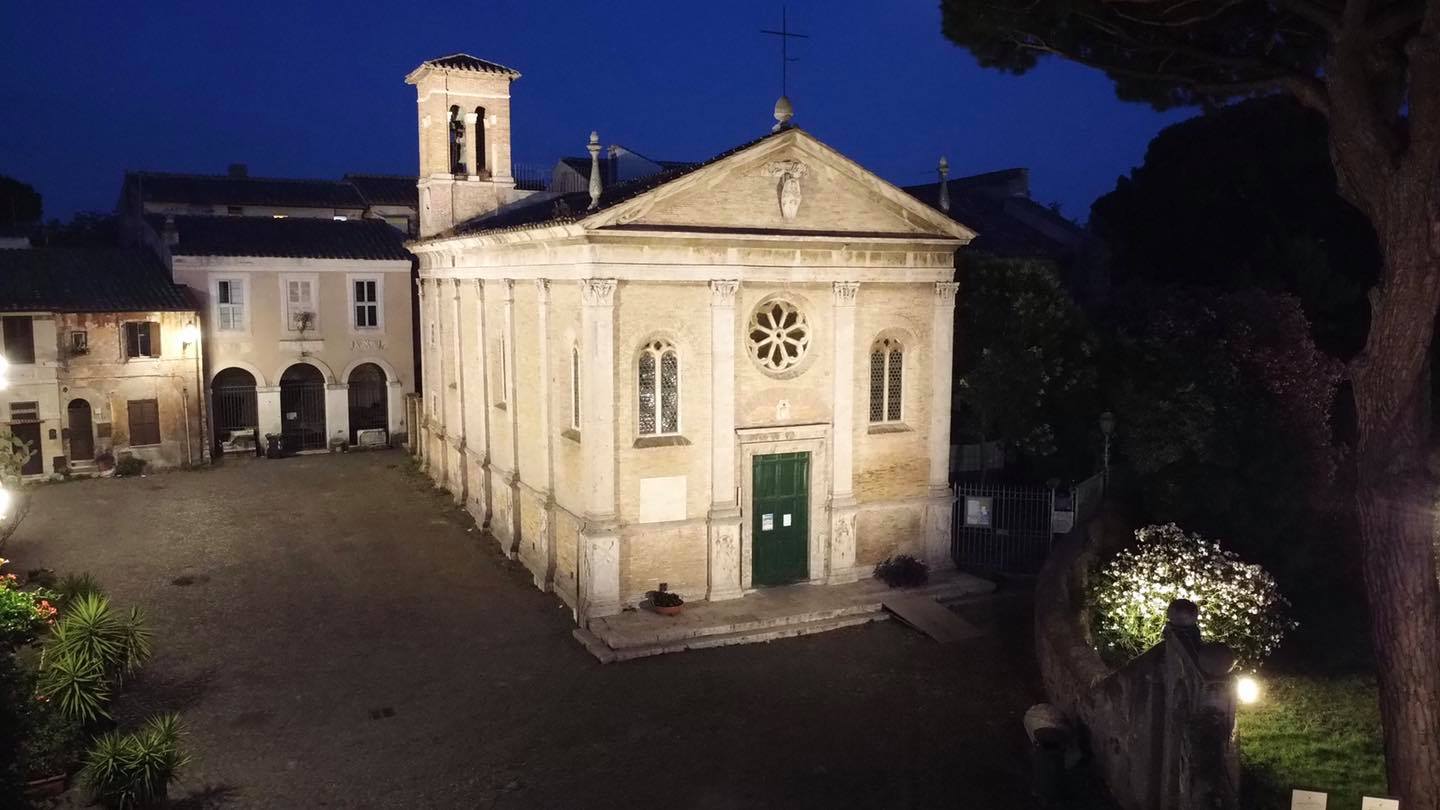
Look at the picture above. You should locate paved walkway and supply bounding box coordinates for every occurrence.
[5,451,1081,809]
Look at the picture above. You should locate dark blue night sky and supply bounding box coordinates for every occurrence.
[1,0,1191,223]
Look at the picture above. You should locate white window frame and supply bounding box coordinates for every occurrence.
[211,276,249,334]
[637,338,681,437]
[279,273,320,335]
[347,274,384,332]
[869,337,905,425]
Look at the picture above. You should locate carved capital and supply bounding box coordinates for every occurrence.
[709,280,740,307]
[415,277,427,299]
[832,281,860,307]
[450,278,463,299]
[580,278,618,307]
[534,278,550,302]
[498,278,515,303]
[463,112,479,124]
[934,281,960,306]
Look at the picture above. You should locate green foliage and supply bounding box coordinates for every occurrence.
[55,572,106,606]
[38,594,151,724]
[955,258,1099,479]
[1090,97,1379,358]
[873,555,930,588]
[1102,286,1341,581]
[17,687,86,778]
[1089,524,1297,668]
[80,714,191,810]
[646,583,683,609]
[114,456,147,477]
[0,558,57,650]
[37,647,110,724]
[1238,675,1386,810]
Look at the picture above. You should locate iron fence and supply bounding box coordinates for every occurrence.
[951,474,1108,573]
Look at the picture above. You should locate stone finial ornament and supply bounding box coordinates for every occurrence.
[587,131,603,211]
[773,95,794,132]
[938,156,951,213]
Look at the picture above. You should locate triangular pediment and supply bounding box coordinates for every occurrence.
[581,129,976,241]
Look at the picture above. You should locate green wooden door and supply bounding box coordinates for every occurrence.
[752,452,810,587]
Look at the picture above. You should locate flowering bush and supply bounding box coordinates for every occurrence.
[1089,523,1296,668]
[0,558,57,650]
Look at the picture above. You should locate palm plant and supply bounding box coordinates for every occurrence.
[38,594,152,724]
[80,714,191,809]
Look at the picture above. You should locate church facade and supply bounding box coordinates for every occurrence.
[406,55,975,622]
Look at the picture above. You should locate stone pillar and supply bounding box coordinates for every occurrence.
[414,278,430,471]
[256,385,282,438]
[430,277,448,489]
[578,278,620,620]
[463,112,480,178]
[324,382,349,449]
[497,279,521,556]
[707,280,743,601]
[470,279,492,524]
[924,281,960,570]
[386,380,404,442]
[448,279,467,504]
[828,281,861,584]
[532,278,556,590]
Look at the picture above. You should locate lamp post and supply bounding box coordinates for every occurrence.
[1099,411,1116,488]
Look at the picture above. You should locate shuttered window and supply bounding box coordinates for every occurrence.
[127,399,160,446]
[217,279,245,331]
[124,321,161,359]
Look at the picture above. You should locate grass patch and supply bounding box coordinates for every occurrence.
[1237,674,1387,809]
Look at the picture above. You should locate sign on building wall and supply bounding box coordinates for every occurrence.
[1361,797,1400,810]
[963,496,992,528]
[1290,789,1326,809]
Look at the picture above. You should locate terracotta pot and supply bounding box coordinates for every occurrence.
[653,604,684,617]
[24,773,67,798]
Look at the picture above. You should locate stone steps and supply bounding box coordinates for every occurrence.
[575,611,887,663]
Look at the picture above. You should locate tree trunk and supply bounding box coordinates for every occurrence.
[1350,200,1440,805]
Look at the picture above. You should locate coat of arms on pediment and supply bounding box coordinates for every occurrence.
[761,159,809,220]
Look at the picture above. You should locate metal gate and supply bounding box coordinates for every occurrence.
[280,366,326,452]
[952,482,1056,573]
[212,383,258,451]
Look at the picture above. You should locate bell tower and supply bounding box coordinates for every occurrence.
[406,54,520,238]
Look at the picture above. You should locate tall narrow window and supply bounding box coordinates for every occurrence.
[869,337,904,424]
[124,321,161,359]
[570,345,581,431]
[217,279,245,331]
[448,105,466,175]
[1,317,35,364]
[127,399,161,446]
[353,279,379,328]
[286,279,315,332]
[637,339,679,436]
[473,107,487,174]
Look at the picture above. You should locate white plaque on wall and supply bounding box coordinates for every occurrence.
[1291,789,1327,810]
[638,476,687,524]
[1361,797,1400,810]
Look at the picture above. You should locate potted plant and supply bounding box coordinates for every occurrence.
[80,713,190,809]
[646,582,685,617]
[873,554,930,588]
[20,697,85,799]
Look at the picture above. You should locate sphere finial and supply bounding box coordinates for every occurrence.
[773,96,794,132]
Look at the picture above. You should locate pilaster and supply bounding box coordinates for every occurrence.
[431,276,448,489]
[470,279,492,525]
[448,279,467,504]
[532,278,556,590]
[707,280,743,601]
[498,279,521,557]
[463,112,480,179]
[828,281,861,584]
[324,383,349,449]
[925,281,960,570]
[414,278,430,471]
[578,278,620,620]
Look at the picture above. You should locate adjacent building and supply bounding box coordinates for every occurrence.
[0,247,205,477]
[405,54,975,623]
[160,215,414,454]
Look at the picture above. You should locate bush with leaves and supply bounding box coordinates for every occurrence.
[81,713,190,809]
[38,593,151,724]
[1089,523,1296,668]
[114,456,147,477]
[873,555,930,588]
[0,557,57,651]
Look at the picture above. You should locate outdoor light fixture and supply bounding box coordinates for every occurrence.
[0,486,14,521]
[1236,674,1261,705]
[180,322,200,346]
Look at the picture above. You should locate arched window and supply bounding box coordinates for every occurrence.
[637,338,679,436]
[570,345,581,431]
[473,107,487,175]
[869,337,903,424]
[448,105,466,175]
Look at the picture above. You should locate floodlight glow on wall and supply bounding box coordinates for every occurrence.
[1236,674,1261,705]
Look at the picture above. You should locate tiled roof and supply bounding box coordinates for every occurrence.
[0,248,193,313]
[445,130,786,239]
[344,174,417,207]
[128,172,367,209]
[903,180,1074,260]
[159,215,412,261]
[421,54,520,76]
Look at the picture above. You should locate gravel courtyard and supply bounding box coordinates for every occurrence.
[4,450,1082,809]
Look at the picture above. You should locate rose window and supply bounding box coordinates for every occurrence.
[748,299,810,373]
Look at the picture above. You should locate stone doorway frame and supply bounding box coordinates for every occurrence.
[736,423,830,592]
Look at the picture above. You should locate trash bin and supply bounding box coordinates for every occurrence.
[265,434,285,459]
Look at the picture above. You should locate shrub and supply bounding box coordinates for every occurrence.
[81,714,190,809]
[0,557,57,650]
[18,688,86,778]
[55,572,105,606]
[114,456,147,477]
[1089,523,1296,668]
[38,594,151,723]
[647,582,683,608]
[873,555,930,588]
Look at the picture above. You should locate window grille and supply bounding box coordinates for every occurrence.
[869,337,903,424]
[637,339,679,435]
